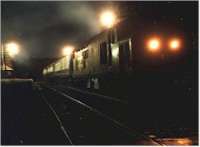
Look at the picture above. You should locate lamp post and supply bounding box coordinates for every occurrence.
[100,10,117,66]
[3,42,19,70]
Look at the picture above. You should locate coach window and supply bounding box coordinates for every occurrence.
[83,50,88,59]
[75,59,78,71]
[100,42,107,65]
[110,28,117,43]
[90,48,94,56]
[82,50,88,69]
[119,41,130,68]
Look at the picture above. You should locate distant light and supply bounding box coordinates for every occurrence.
[62,46,74,56]
[6,42,19,57]
[155,138,193,145]
[147,38,161,52]
[176,138,192,145]
[169,39,181,51]
[100,10,116,28]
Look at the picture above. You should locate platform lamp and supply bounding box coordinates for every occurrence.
[2,42,20,71]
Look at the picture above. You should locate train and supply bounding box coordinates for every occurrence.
[43,18,186,89]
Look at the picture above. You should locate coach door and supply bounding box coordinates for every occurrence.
[119,40,130,71]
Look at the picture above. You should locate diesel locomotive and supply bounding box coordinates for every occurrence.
[43,18,186,87]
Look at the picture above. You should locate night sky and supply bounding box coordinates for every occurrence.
[2,1,198,61]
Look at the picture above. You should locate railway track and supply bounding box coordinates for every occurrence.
[67,86,128,104]
[48,84,133,126]
[53,84,198,140]
[46,84,162,136]
[36,83,160,145]
[39,90,73,145]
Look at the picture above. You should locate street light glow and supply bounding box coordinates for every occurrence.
[62,45,74,56]
[100,10,116,28]
[6,42,19,57]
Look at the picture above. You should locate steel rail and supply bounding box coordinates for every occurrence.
[66,86,128,104]
[37,85,73,145]
[43,84,161,145]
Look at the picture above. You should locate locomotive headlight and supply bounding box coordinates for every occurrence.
[169,39,181,51]
[147,38,161,52]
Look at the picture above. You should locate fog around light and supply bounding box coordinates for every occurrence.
[100,10,116,28]
[6,42,19,57]
[62,46,74,56]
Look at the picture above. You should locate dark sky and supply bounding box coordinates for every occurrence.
[2,1,198,61]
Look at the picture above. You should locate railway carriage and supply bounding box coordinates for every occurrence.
[43,18,186,87]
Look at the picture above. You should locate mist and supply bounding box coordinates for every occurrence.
[2,1,117,59]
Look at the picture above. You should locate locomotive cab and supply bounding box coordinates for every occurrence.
[114,19,186,73]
